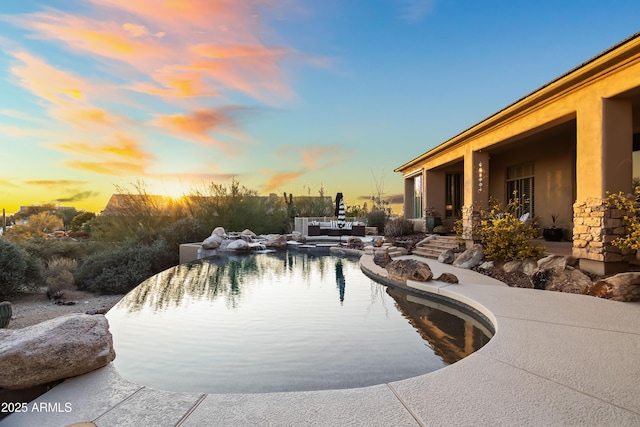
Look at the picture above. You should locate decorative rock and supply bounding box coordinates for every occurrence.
[522,258,538,276]
[453,243,484,269]
[373,250,392,268]
[435,272,459,284]
[438,249,456,264]
[263,234,288,248]
[291,231,306,242]
[537,255,567,273]
[241,229,256,237]
[202,234,223,249]
[386,259,433,283]
[588,272,640,301]
[544,266,592,294]
[226,239,249,251]
[0,314,115,389]
[478,261,494,270]
[211,227,226,237]
[503,260,522,274]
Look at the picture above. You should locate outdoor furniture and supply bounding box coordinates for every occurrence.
[307,221,365,237]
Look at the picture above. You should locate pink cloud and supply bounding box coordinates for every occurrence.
[276,144,352,169]
[8,1,303,104]
[262,170,305,193]
[152,107,250,153]
[10,51,91,106]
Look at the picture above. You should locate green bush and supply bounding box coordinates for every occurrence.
[19,237,97,263]
[367,209,388,233]
[75,240,174,294]
[71,211,96,232]
[0,239,43,299]
[0,239,28,299]
[384,218,414,237]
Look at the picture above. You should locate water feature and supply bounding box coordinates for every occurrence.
[106,251,492,394]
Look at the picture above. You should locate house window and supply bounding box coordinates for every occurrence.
[445,173,462,217]
[506,163,534,217]
[414,175,423,218]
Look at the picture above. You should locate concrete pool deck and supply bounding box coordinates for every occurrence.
[2,254,640,426]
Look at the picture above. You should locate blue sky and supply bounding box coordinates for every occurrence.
[0,0,638,213]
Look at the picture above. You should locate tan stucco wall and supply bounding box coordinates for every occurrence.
[488,132,575,230]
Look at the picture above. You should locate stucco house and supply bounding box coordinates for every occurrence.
[395,33,640,275]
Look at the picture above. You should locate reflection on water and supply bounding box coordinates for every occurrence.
[107,251,492,394]
[386,288,492,365]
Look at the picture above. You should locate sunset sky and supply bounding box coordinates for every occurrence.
[1,1,638,214]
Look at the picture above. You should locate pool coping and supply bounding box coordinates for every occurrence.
[2,254,640,426]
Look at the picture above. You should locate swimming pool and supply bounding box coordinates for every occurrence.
[106,251,491,394]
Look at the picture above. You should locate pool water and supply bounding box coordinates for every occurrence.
[106,251,491,394]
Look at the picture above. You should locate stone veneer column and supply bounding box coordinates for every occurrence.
[572,198,635,262]
[575,98,633,274]
[461,149,489,245]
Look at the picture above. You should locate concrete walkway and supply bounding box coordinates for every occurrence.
[2,254,639,426]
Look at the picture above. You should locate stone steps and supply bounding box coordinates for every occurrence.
[413,235,462,260]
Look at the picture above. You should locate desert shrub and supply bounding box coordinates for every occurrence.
[384,218,414,237]
[367,209,388,233]
[0,239,44,299]
[45,257,78,299]
[19,237,94,263]
[75,240,174,294]
[23,254,45,291]
[457,195,544,262]
[4,212,64,242]
[0,239,28,299]
[46,270,74,299]
[156,216,209,264]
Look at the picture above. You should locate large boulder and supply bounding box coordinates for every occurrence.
[588,272,640,301]
[386,259,433,283]
[438,249,456,264]
[202,234,223,249]
[537,255,567,273]
[225,239,250,251]
[453,243,484,269]
[542,266,592,294]
[241,229,257,237]
[211,227,226,237]
[373,250,392,268]
[0,314,115,389]
[503,260,522,274]
[263,234,288,248]
[262,234,287,248]
[522,258,539,276]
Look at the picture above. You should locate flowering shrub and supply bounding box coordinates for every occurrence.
[456,194,544,261]
[605,188,640,250]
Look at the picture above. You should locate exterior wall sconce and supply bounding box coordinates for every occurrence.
[477,161,484,192]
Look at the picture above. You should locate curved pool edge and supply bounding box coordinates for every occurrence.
[3,255,640,426]
[358,254,499,335]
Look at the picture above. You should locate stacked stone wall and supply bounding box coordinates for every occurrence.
[461,205,481,242]
[572,198,636,262]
